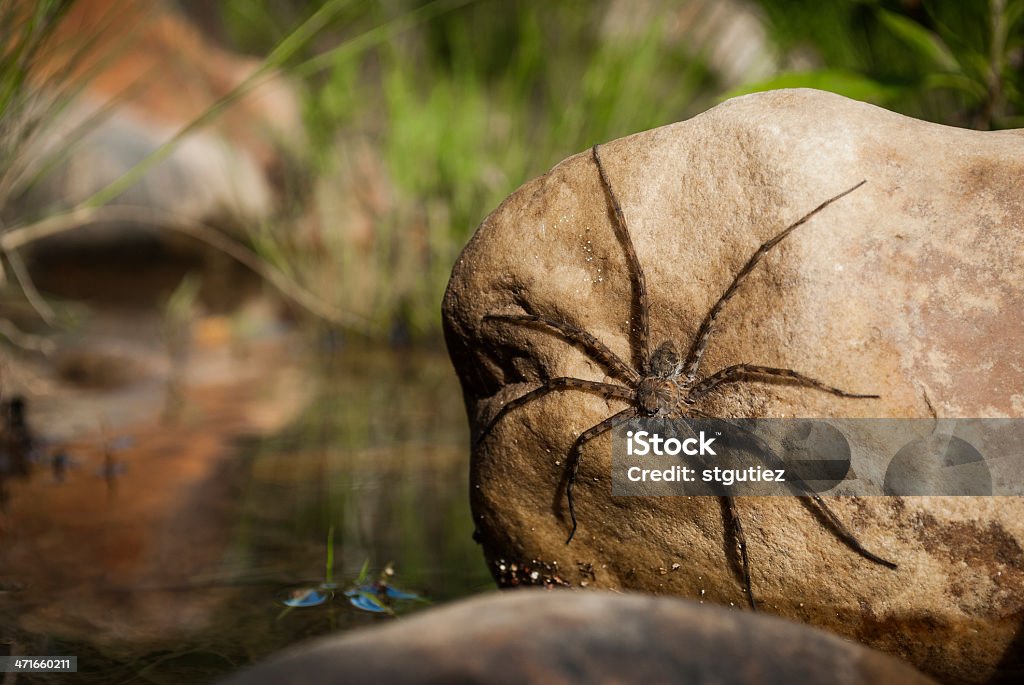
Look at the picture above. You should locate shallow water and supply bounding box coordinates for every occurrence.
[0,339,493,683]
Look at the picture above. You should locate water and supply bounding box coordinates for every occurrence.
[0,342,493,683]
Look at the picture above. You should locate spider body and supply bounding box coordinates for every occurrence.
[636,344,690,416]
[649,341,683,377]
[477,144,896,608]
[636,376,685,417]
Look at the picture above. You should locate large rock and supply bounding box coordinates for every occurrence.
[442,89,1024,684]
[220,590,936,685]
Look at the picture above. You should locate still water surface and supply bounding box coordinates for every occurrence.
[0,343,493,683]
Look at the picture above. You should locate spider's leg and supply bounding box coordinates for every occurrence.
[675,413,757,606]
[675,414,758,609]
[485,314,640,385]
[704,417,898,572]
[734,428,896,569]
[687,364,879,402]
[802,495,898,569]
[592,145,650,374]
[565,407,635,543]
[683,180,867,380]
[473,377,633,450]
[722,496,757,610]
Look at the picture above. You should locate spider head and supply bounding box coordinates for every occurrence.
[637,377,680,416]
[649,341,682,378]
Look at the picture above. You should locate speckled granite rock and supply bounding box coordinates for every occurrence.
[443,89,1024,683]
[221,590,937,685]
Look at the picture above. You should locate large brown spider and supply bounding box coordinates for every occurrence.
[477,144,896,608]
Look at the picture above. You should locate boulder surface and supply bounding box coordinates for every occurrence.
[221,590,937,685]
[442,89,1024,684]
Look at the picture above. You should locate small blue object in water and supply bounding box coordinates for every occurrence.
[344,589,390,613]
[280,586,332,608]
[382,586,420,600]
[342,583,423,613]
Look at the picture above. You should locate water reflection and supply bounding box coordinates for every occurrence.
[0,344,492,683]
[279,587,332,608]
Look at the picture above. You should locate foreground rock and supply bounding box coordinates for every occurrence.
[443,89,1024,684]
[221,591,935,685]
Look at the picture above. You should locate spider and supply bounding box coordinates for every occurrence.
[476,144,897,609]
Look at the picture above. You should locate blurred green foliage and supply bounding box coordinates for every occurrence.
[736,0,1024,129]
[219,0,718,339]
[0,1,73,213]
[218,0,1022,341]
[0,2,69,132]
[4,1,1020,341]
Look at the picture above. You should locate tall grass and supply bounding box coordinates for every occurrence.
[246,0,716,339]
[0,1,72,223]
[0,0,485,341]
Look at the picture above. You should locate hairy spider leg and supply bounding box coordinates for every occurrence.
[707,421,897,606]
[804,495,898,569]
[745,425,900,572]
[484,314,640,385]
[722,496,757,610]
[683,180,867,381]
[565,407,636,543]
[717,416,897,574]
[592,145,652,374]
[473,377,633,450]
[672,415,759,609]
[688,364,880,402]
